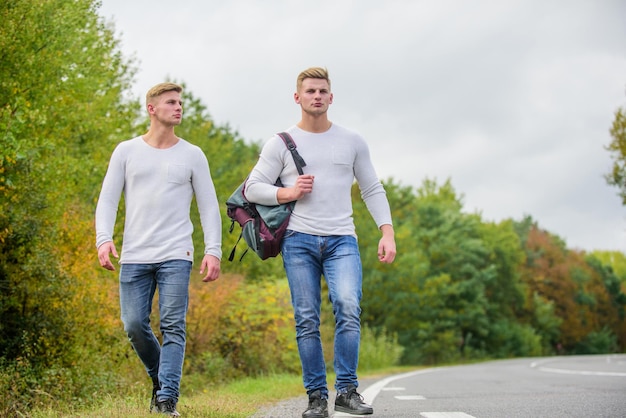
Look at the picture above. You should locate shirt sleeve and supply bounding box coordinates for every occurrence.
[353,136,393,228]
[243,135,285,205]
[95,145,125,248]
[191,148,222,259]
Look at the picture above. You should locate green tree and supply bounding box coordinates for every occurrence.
[476,219,534,357]
[361,179,495,363]
[0,0,137,413]
[585,254,626,349]
[605,99,626,204]
[410,180,495,360]
[592,250,626,278]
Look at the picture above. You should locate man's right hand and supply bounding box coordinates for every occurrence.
[277,174,315,203]
[98,241,119,271]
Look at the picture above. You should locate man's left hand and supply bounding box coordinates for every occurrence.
[378,225,396,264]
[200,254,221,282]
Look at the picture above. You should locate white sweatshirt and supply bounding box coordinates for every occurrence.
[245,124,392,237]
[95,136,222,263]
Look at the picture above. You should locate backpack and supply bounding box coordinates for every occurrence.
[226,132,306,261]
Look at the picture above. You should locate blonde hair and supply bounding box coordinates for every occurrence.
[296,67,330,91]
[146,82,182,105]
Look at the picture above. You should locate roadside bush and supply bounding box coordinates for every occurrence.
[187,277,299,378]
[573,327,619,354]
[404,328,463,365]
[359,326,404,372]
[486,320,543,358]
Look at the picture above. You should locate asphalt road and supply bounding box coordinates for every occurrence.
[252,354,626,417]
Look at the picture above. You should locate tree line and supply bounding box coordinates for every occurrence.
[1,0,625,414]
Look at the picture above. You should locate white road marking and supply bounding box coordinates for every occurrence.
[361,368,442,405]
[395,395,426,400]
[381,386,406,391]
[537,366,626,377]
[421,413,477,418]
[530,356,626,377]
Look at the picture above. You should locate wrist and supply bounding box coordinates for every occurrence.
[380,224,394,236]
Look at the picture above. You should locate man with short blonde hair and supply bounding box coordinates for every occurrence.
[96,82,221,416]
[246,67,396,417]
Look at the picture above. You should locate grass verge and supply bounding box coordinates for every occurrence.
[29,367,420,417]
[29,372,303,418]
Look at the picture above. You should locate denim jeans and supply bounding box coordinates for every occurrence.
[119,260,192,402]
[281,231,363,398]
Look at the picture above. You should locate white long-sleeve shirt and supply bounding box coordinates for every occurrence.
[245,124,392,237]
[95,136,222,263]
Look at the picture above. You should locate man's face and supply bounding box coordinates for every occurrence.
[295,78,333,116]
[149,90,183,126]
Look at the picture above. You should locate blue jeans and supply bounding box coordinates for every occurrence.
[281,231,363,398]
[119,260,192,402]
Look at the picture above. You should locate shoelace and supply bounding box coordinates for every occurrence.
[347,390,365,402]
[310,397,325,408]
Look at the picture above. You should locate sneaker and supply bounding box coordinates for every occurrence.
[149,377,160,412]
[302,389,328,418]
[334,385,373,415]
[154,398,180,416]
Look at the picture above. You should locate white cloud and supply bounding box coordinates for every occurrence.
[99,0,626,252]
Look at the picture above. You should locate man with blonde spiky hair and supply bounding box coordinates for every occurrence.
[246,67,396,417]
[95,82,222,416]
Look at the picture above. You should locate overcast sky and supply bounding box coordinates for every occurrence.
[98,0,626,253]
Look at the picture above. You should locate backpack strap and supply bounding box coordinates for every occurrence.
[277,132,306,175]
[228,230,243,262]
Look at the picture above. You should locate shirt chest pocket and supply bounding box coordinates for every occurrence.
[167,164,191,184]
[331,146,353,166]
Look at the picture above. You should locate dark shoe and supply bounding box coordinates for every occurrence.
[334,385,373,415]
[150,377,160,412]
[302,390,328,418]
[154,398,180,416]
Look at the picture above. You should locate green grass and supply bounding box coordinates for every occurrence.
[29,367,419,417]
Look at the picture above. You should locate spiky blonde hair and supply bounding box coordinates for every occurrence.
[146,82,182,105]
[296,67,330,91]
